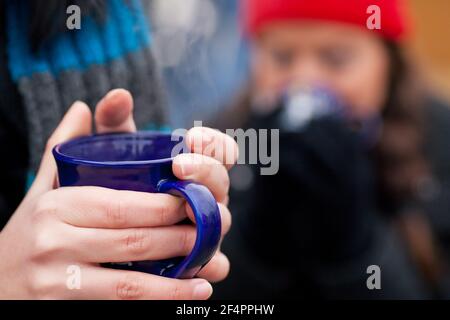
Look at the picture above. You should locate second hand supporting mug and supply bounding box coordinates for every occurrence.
[52,132,222,279]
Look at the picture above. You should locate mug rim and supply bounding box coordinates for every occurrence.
[53,131,184,168]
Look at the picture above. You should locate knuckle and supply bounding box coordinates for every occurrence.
[33,193,57,221]
[116,274,144,300]
[123,229,150,256]
[32,231,60,260]
[169,283,184,300]
[154,201,170,225]
[106,198,128,227]
[179,227,195,254]
[27,268,57,299]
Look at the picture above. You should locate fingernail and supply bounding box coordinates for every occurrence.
[191,129,213,148]
[71,100,87,109]
[192,280,213,300]
[180,162,196,177]
[105,89,120,100]
[99,89,120,105]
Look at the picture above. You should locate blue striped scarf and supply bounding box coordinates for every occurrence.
[5,0,168,176]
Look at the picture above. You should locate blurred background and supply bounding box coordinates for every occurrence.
[148,0,249,128]
[148,0,450,128]
[409,0,450,101]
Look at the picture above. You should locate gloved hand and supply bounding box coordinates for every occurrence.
[246,94,378,265]
[281,116,376,261]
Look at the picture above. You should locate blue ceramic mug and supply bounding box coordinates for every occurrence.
[52,131,221,279]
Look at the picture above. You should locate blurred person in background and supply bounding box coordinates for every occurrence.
[213,0,450,299]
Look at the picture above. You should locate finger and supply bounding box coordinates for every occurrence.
[186,127,239,170]
[185,202,231,236]
[51,266,213,300]
[173,153,230,203]
[48,187,186,228]
[95,89,136,134]
[196,252,230,283]
[28,102,92,198]
[65,224,197,263]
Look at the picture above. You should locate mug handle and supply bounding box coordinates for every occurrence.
[157,179,222,279]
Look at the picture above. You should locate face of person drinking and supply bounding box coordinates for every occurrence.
[250,21,391,120]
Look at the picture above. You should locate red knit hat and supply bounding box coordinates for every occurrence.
[242,0,410,42]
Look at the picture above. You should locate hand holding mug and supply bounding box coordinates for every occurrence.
[0,89,236,299]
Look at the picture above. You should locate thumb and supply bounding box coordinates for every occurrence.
[27,101,93,198]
